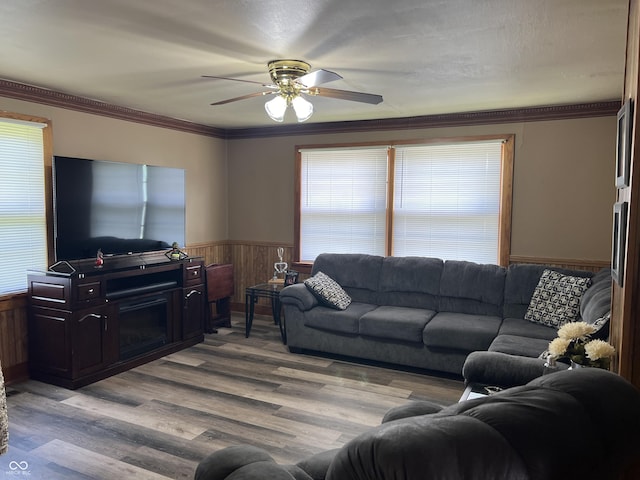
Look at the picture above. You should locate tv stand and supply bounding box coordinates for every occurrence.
[27,251,206,389]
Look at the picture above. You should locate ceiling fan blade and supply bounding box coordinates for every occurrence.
[210,91,272,106]
[202,75,276,88]
[297,69,342,87]
[313,87,383,105]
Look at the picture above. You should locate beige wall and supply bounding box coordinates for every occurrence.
[1,94,617,263]
[228,115,616,262]
[0,97,229,246]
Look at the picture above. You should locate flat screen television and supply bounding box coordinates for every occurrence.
[52,156,186,262]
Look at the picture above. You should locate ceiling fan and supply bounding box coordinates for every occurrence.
[203,59,383,123]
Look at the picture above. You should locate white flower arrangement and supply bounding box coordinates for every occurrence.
[547,321,615,369]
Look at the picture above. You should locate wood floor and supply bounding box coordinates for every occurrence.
[1,314,465,479]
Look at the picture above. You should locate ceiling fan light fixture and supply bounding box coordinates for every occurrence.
[264,95,287,122]
[292,95,313,122]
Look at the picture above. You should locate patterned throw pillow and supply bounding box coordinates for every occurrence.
[304,271,352,310]
[525,269,592,328]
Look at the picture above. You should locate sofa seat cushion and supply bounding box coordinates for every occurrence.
[488,334,550,357]
[498,318,558,341]
[423,312,502,351]
[303,302,377,334]
[359,306,437,343]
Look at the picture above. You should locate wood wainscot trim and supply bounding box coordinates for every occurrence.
[509,255,610,273]
[0,293,29,384]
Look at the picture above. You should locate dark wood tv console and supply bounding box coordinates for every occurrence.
[27,252,206,389]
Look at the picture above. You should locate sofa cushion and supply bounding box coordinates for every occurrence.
[524,269,591,328]
[376,256,443,310]
[359,306,437,343]
[311,253,383,303]
[497,317,559,341]
[579,268,612,338]
[295,449,339,480]
[438,260,506,316]
[303,302,377,334]
[488,334,550,357]
[503,264,593,319]
[305,271,352,310]
[423,312,502,351]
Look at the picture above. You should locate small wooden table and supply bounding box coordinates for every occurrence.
[245,283,286,344]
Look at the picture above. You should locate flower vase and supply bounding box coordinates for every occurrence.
[568,360,586,370]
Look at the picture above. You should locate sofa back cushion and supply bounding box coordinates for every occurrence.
[312,253,383,304]
[503,264,593,319]
[376,256,443,310]
[579,268,612,339]
[438,260,506,316]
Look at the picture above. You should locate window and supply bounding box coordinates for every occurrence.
[295,136,513,266]
[0,114,51,295]
[392,141,503,264]
[299,147,388,261]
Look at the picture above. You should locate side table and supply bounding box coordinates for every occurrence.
[459,383,502,402]
[245,283,286,344]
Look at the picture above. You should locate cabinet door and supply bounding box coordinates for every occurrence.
[29,306,72,378]
[72,304,116,377]
[182,284,205,340]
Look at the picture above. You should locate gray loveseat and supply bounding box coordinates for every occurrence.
[280,253,611,379]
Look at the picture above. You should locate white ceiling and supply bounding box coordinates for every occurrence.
[0,0,629,129]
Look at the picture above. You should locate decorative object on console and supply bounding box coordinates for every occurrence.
[166,242,188,261]
[524,269,591,328]
[95,248,104,268]
[269,247,287,284]
[547,321,616,369]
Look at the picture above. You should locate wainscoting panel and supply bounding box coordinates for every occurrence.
[0,295,29,384]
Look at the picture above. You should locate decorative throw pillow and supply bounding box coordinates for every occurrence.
[304,271,352,310]
[524,269,591,328]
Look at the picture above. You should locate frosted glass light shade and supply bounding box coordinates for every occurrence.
[292,95,313,122]
[264,95,287,122]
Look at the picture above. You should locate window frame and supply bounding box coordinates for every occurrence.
[293,134,514,272]
[0,111,53,298]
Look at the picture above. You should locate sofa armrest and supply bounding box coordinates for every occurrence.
[462,351,568,389]
[280,283,319,312]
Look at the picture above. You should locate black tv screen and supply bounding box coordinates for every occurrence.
[53,156,186,261]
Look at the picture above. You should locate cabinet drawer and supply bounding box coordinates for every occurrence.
[77,281,101,302]
[185,264,203,286]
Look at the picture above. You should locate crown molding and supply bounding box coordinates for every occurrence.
[0,78,620,140]
[0,78,226,138]
[224,100,622,139]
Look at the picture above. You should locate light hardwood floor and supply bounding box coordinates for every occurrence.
[1,314,465,479]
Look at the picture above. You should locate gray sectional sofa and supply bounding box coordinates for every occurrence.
[280,253,611,379]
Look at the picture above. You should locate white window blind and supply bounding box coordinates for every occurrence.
[393,141,502,263]
[0,119,47,295]
[300,147,388,261]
